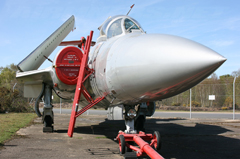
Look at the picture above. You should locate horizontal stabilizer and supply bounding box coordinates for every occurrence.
[17,16,75,72]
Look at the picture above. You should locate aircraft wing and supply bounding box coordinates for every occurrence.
[16,67,53,85]
[16,67,53,98]
[17,16,75,72]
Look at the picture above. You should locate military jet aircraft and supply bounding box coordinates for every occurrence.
[16,14,226,136]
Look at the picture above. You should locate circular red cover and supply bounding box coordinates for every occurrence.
[55,46,83,85]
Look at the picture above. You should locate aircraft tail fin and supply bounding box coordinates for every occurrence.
[17,15,75,72]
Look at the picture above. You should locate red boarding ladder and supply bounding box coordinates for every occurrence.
[68,31,105,137]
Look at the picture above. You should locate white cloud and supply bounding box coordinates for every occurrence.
[225,17,240,31]
[210,40,234,47]
[0,39,11,46]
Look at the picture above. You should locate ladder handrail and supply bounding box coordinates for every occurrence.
[67,31,105,137]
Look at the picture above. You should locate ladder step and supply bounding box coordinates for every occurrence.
[75,97,105,118]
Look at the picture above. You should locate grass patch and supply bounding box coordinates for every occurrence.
[0,113,36,145]
[95,136,107,139]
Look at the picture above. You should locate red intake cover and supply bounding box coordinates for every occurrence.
[55,46,83,85]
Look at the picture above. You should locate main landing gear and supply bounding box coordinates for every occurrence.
[35,83,54,132]
[115,103,164,159]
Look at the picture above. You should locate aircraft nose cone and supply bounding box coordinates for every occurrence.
[106,34,226,103]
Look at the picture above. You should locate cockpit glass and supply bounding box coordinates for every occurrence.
[99,16,144,39]
[107,18,123,38]
[100,17,115,36]
[124,19,139,32]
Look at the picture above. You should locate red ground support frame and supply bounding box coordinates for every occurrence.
[116,131,164,159]
[67,31,105,137]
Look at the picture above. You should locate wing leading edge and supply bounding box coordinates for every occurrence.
[16,67,53,85]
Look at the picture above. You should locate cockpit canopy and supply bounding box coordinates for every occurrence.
[99,15,144,40]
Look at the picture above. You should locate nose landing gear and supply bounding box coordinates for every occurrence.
[117,103,164,159]
[116,131,163,159]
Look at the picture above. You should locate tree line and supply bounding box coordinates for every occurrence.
[0,64,32,113]
[159,72,240,110]
[0,64,239,112]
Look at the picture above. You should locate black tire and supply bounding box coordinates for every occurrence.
[126,141,134,152]
[153,131,161,150]
[119,135,125,155]
[44,116,53,127]
[135,115,146,132]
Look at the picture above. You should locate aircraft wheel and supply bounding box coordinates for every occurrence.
[44,116,53,127]
[43,116,53,132]
[118,135,125,155]
[135,115,146,132]
[153,131,161,150]
[126,141,134,152]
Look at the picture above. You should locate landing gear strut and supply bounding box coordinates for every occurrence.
[35,83,54,132]
[42,84,54,132]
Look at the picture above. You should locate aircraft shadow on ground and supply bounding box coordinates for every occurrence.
[57,118,240,159]
[56,118,185,137]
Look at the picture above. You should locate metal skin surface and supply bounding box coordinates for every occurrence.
[16,15,226,108]
[88,15,226,107]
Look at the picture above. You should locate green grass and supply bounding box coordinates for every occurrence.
[95,136,107,139]
[0,113,36,145]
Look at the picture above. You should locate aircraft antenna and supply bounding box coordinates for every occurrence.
[127,4,135,15]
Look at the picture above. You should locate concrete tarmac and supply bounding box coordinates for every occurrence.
[52,108,240,119]
[1,114,240,159]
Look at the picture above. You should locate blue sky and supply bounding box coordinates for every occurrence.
[0,0,239,77]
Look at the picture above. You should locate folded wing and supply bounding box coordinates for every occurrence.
[17,16,75,72]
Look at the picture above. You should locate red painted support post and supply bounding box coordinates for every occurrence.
[133,136,164,159]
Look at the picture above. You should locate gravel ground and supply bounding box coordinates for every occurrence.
[0,114,240,159]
